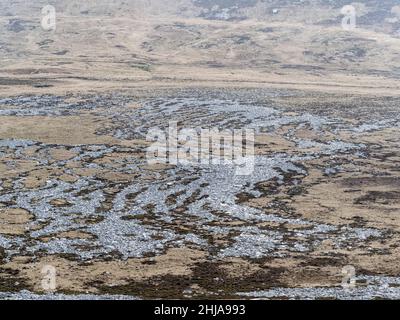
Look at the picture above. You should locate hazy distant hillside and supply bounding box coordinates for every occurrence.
[1,0,400,88]
[2,1,400,27]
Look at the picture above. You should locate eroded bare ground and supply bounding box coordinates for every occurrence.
[0,88,399,300]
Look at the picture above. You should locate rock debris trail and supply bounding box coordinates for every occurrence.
[0,89,399,299]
